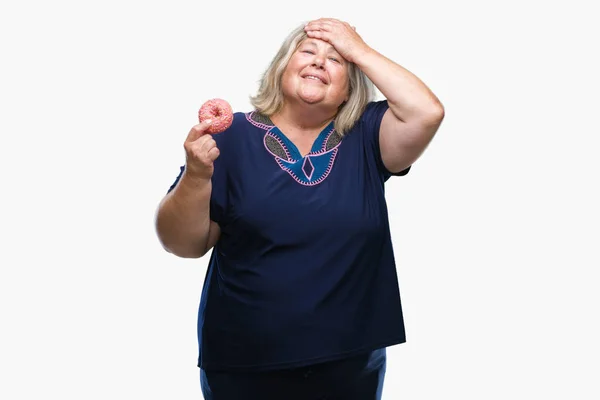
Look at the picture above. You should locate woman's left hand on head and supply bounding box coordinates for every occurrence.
[304,18,371,64]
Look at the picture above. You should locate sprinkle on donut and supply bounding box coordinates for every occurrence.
[198,98,234,134]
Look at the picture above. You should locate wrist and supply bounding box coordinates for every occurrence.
[350,45,377,67]
[180,170,212,190]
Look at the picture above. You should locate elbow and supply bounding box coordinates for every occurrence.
[172,248,206,259]
[155,221,207,259]
[419,103,444,133]
[154,201,210,259]
[159,239,206,259]
[407,101,444,130]
[435,103,445,122]
[426,101,445,125]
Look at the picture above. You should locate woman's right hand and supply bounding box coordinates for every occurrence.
[183,120,220,181]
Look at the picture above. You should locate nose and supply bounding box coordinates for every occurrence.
[312,54,326,69]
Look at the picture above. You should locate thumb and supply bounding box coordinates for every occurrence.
[186,119,213,142]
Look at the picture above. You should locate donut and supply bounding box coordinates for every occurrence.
[198,98,233,134]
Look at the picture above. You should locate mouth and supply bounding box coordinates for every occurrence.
[302,74,327,84]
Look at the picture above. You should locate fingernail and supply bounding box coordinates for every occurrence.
[205,119,212,124]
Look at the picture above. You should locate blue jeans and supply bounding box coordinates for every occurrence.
[200,348,387,400]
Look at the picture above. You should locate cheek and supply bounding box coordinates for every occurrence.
[282,60,301,81]
[331,65,348,83]
[280,69,300,95]
[281,66,295,85]
[334,72,350,94]
[286,56,304,71]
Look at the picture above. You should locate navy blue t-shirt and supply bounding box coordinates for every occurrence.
[167,100,410,371]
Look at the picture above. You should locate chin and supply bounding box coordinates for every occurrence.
[300,96,324,105]
[297,90,326,105]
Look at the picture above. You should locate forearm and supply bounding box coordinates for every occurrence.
[155,172,212,258]
[354,48,444,122]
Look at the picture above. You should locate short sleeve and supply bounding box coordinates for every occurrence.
[360,100,411,181]
[166,165,185,194]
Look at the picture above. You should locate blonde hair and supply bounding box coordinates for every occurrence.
[249,24,375,136]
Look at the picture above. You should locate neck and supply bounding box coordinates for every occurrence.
[271,101,336,133]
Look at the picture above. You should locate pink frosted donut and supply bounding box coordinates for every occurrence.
[198,98,233,134]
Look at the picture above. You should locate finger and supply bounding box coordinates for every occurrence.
[185,120,213,142]
[305,30,330,42]
[184,132,213,155]
[198,136,217,154]
[305,21,330,31]
[304,23,320,32]
[187,135,214,153]
[317,18,346,28]
[315,17,341,24]
[305,20,350,35]
[206,146,220,162]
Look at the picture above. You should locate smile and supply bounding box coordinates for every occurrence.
[303,75,327,84]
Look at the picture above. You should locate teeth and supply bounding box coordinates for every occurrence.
[306,76,322,82]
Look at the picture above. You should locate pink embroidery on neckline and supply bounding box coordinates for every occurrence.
[247,111,342,186]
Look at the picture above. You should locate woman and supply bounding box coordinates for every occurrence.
[155,18,444,400]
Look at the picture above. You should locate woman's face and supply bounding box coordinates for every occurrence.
[280,38,350,110]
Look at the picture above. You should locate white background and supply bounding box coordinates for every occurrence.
[1,0,599,398]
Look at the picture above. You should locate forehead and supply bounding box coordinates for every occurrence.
[298,38,338,52]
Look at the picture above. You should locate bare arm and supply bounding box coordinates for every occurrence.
[304,19,445,173]
[356,48,444,173]
[155,174,220,258]
[155,120,222,258]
